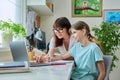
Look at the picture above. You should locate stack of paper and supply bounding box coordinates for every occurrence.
[0,61,29,73]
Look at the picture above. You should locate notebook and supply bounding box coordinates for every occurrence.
[0,61,29,73]
[0,61,25,68]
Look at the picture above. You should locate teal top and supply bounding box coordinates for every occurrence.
[69,42,103,80]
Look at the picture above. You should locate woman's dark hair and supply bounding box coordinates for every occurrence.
[71,21,102,50]
[53,17,71,47]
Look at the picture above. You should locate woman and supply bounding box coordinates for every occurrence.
[49,17,76,57]
[34,17,76,63]
[50,21,105,80]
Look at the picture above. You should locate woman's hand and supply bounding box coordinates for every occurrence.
[33,55,43,63]
[33,54,51,63]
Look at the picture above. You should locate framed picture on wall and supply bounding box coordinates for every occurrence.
[72,0,102,17]
[103,9,120,24]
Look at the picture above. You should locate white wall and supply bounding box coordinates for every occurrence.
[40,0,120,80]
[41,0,120,43]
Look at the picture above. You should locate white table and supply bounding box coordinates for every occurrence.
[0,60,74,80]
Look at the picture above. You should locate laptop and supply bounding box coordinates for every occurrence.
[9,41,68,67]
[9,41,29,61]
[9,41,42,67]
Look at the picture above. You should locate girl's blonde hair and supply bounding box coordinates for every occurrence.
[71,21,102,50]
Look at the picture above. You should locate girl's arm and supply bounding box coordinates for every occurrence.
[97,61,105,80]
[49,47,74,60]
[51,52,71,61]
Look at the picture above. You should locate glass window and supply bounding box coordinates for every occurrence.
[0,0,24,47]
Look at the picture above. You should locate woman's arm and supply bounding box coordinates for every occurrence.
[97,61,105,80]
[48,37,57,57]
[48,48,55,57]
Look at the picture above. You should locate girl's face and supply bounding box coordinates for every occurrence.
[71,28,84,42]
[53,28,67,39]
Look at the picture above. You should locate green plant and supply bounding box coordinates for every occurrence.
[0,19,26,40]
[92,22,120,71]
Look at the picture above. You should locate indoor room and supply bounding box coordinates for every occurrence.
[0,0,120,80]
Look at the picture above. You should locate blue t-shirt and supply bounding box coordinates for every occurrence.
[69,42,103,80]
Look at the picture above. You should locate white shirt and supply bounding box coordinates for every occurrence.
[49,36,76,54]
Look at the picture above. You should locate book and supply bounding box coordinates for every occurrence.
[0,61,29,73]
[0,62,25,68]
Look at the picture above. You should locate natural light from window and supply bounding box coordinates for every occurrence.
[0,0,22,47]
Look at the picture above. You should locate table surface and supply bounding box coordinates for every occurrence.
[0,60,74,80]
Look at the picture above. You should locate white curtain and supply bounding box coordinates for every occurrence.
[26,11,36,36]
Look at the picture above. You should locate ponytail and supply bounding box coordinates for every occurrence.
[88,33,102,50]
[71,21,102,51]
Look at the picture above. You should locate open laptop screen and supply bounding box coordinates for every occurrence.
[9,41,29,61]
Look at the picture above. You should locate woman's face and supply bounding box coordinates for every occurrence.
[53,27,67,39]
[71,28,84,42]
